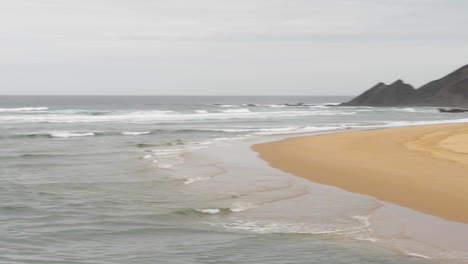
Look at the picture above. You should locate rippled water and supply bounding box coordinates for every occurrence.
[3,95,465,264]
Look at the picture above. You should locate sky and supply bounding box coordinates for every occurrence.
[1,0,468,95]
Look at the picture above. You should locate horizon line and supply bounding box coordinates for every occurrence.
[0,94,354,97]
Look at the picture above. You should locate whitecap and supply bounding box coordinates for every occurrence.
[0,107,48,112]
[0,109,359,123]
[50,132,95,138]
[221,109,251,113]
[195,209,221,214]
[403,251,433,259]
[121,131,150,135]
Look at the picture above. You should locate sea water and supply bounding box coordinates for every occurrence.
[2,95,466,264]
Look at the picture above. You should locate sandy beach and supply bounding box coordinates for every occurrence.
[253,123,468,224]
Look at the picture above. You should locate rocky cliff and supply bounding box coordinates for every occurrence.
[342,64,468,106]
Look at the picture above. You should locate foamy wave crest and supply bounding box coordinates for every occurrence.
[399,108,417,112]
[252,125,349,135]
[184,176,213,184]
[221,108,251,113]
[0,109,356,123]
[209,218,372,235]
[0,107,48,112]
[229,202,258,212]
[151,148,192,169]
[195,209,221,214]
[16,131,97,138]
[350,215,371,228]
[388,107,437,113]
[193,125,349,136]
[53,109,111,115]
[121,131,150,136]
[402,251,433,259]
[380,118,468,128]
[50,132,95,138]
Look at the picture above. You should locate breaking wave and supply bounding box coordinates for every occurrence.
[0,107,49,112]
[0,109,356,123]
[121,131,151,136]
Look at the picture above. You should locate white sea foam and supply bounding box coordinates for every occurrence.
[0,107,48,112]
[381,118,468,127]
[221,108,251,113]
[350,215,371,227]
[194,110,208,114]
[209,219,371,235]
[213,104,237,107]
[403,251,433,259]
[196,125,349,135]
[50,132,95,138]
[0,109,357,123]
[349,234,379,243]
[253,125,349,135]
[183,176,212,184]
[229,202,258,212]
[153,157,184,169]
[149,147,189,169]
[196,209,221,214]
[121,131,150,135]
[400,108,417,112]
[213,136,252,142]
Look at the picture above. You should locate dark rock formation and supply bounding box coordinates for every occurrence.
[438,108,468,113]
[342,64,468,106]
[343,80,416,106]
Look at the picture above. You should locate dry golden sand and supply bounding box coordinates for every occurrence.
[252,123,468,224]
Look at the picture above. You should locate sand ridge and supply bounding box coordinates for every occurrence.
[252,123,468,224]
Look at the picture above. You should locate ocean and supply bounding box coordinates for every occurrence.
[2,95,466,264]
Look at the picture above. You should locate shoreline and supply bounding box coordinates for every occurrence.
[179,125,468,261]
[252,123,468,224]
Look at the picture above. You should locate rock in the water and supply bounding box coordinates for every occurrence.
[438,108,468,113]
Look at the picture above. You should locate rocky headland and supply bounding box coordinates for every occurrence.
[342,64,468,106]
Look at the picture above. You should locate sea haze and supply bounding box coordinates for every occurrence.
[2,95,462,263]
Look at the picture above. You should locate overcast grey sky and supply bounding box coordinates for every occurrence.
[1,0,467,95]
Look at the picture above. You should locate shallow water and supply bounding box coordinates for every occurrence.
[2,95,466,263]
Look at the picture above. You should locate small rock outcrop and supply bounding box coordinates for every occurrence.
[438,108,468,113]
[342,64,468,106]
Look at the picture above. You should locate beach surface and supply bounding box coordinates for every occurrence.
[253,123,468,224]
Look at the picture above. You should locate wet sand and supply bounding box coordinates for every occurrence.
[253,123,468,224]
